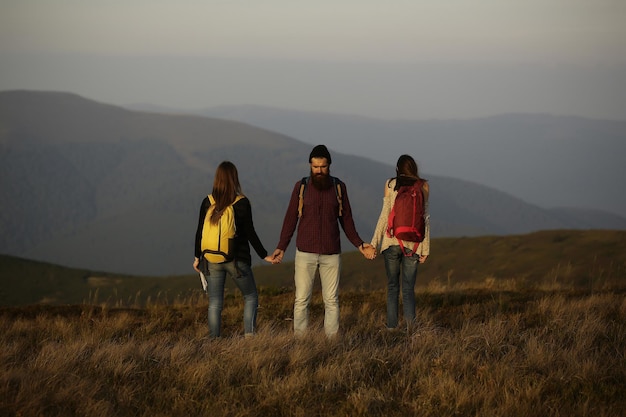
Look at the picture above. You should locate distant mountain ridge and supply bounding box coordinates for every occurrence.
[143,103,626,219]
[1,90,625,276]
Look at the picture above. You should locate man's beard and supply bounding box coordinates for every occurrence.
[310,171,332,190]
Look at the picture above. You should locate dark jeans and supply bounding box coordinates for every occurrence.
[383,245,419,329]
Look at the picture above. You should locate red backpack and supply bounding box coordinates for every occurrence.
[387,179,426,256]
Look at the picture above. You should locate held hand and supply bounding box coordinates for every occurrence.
[264,255,278,264]
[270,249,284,264]
[193,257,201,273]
[359,243,377,260]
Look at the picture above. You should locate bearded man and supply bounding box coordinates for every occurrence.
[271,144,375,338]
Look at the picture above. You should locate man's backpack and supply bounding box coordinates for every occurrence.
[201,194,243,263]
[297,176,343,218]
[387,179,426,256]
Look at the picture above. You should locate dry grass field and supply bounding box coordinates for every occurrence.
[1,281,625,417]
[1,230,625,416]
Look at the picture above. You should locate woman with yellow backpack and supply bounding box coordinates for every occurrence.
[193,161,274,338]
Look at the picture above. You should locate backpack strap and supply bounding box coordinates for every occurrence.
[297,176,343,218]
[334,177,343,217]
[207,194,244,215]
[397,239,420,258]
[297,177,307,218]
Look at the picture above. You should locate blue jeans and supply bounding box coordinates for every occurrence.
[294,250,341,337]
[203,261,258,338]
[383,245,419,329]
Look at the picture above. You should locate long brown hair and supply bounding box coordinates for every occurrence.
[210,161,242,224]
[394,154,425,190]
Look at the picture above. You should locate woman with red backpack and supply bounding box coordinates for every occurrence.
[369,154,430,331]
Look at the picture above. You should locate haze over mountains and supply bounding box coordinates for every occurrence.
[1,90,625,276]
[131,103,626,219]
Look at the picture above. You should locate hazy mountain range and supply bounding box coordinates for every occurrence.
[131,103,626,219]
[1,90,625,276]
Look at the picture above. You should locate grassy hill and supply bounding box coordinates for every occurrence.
[1,243,625,416]
[1,230,624,306]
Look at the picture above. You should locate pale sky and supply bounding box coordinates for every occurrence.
[1,0,625,119]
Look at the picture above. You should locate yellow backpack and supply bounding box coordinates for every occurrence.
[201,195,243,263]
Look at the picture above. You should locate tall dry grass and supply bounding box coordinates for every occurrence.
[1,284,625,417]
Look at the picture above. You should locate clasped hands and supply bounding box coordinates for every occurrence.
[265,249,284,264]
[359,243,377,260]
